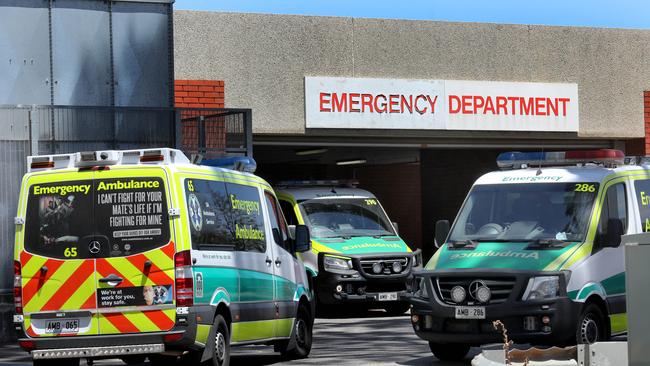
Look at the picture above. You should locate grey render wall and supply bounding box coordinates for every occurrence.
[174,11,650,139]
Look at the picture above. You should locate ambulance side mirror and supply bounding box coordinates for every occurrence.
[604,218,624,248]
[434,220,450,248]
[294,225,311,253]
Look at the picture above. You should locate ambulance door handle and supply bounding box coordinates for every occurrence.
[99,274,123,285]
[265,257,273,267]
[274,258,282,267]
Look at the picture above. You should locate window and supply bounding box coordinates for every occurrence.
[279,200,299,226]
[594,183,627,252]
[634,179,650,232]
[24,177,170,259]
[185,178,266,253]
[265,192,290,251]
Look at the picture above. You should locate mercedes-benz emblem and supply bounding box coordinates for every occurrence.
[89,240,101,254]
[469,280,491,303]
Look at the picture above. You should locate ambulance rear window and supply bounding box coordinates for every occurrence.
[24,177,170,259]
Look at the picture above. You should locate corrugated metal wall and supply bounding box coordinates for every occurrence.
[0,0,174,342]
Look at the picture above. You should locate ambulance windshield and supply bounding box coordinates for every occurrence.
[449,183,599,243]
[24,177,170,259]
[299,198,396,239]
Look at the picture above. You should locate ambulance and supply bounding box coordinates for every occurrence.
[13,148,314,366]
[275,182,422,315]
[408,149,640,361]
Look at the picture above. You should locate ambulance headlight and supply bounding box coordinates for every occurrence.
[413,277,429,299]
[522,276,560,301]
[323,255,353,272]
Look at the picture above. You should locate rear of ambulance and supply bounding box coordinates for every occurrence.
[13,149,196,363]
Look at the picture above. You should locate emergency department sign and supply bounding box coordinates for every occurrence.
[305,77,579,132]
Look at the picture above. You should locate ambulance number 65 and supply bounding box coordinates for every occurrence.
[64,247,78,258]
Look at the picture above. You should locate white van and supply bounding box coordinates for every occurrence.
[13,149,314,366]
[408,149,641,361]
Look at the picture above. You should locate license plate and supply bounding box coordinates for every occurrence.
[377,292,398,301]
[45,319,79,334]
[455,306,485,319]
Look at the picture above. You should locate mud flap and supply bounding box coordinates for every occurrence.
[200,321,218,362]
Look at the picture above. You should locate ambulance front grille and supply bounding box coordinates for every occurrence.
[359,257,409,277]
[436,277,516,305]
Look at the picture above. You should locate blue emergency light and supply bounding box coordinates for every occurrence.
[202,156,257,173]
[497,149,625,169]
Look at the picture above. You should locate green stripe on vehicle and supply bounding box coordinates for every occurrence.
[231,318,293,342]
[610,313,627,334]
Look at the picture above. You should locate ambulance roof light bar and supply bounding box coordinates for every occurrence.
[202,156,257,173]
[496,149,625,170]
[276,179,360,188]
[27,148,190,172]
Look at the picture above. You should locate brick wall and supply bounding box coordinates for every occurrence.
[174,80,226,156]
[174,80,224,108]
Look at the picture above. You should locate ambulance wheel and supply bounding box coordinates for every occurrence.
[278,304,313,359]
[33,359,80,366]
[211,314,230,366]
[382,302,410,316]
[576,303,607,344]
[428,342,470,361]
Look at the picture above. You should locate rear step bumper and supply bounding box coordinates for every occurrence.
[32,344,165,359]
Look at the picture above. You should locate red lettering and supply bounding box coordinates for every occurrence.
[389,94,400,113]
[426,95,438,114]
[349,93,361,113]
[496,96,508,115]
[547,98,558,116]
[535,97,546,115]
[520,97,533,115]
[319,93,331,112]
[473,96,484,114]
[374,94,387,113]
[401,95,413,113]
[415,95,428,114]
[507,97,518,115]
[332,93,347,112]
[448,95,461,114]
[558,97,570,116]
[483,97,495,114]
[361,94,374,113]
[461,95,473,114]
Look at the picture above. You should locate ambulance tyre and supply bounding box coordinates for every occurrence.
[211,314,230,366]
[382,302,410,316]
[428,342,470,361]
[33,359,80,366]
[576,302,608,344]
[278,304,313,359]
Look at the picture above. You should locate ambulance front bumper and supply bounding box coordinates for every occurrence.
[405,269,580,346]
[316,251,420,305]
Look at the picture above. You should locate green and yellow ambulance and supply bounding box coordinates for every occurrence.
[13,148,313,366]
[276,182,422,315]
[408,149,642,361]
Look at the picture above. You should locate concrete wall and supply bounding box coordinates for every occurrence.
[174,11,650,139]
